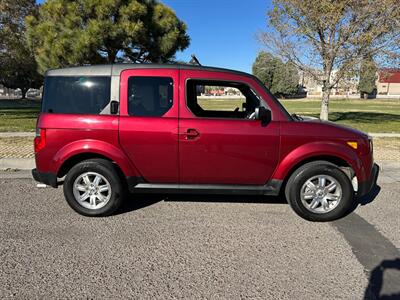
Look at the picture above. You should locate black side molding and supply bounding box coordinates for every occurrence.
[126,176,148,193]
[127,178,282,196]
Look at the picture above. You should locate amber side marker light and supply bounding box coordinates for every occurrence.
[346,141,358,149]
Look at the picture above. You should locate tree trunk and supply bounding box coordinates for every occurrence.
[320,89,330,120]
[107,49,117,63]
[21,87,27,100]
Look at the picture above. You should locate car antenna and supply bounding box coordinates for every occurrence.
[189,54,201,66]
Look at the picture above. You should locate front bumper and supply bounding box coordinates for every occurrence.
[357,163,379,197]
[32,168,58,188]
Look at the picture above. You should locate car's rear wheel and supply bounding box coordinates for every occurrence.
[285,161,354,222]
[63,159,124,217]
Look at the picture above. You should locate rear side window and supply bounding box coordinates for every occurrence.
[128,76,173,117]
[42,76,111,114]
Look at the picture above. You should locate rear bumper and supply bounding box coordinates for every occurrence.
[32,168,58,188]
[357,163,379,197]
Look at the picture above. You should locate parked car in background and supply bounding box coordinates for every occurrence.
[26,88,42,99]
[32,64,378,221]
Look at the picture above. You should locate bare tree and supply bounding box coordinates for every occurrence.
[260,0,400,120]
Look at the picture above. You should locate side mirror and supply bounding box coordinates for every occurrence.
[255,106,272,126]
[110,100,119,114]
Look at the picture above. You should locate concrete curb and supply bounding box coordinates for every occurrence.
[0,158,35,170]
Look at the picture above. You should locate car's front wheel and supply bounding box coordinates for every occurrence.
[63,159,124,217]
[285,161,354,222]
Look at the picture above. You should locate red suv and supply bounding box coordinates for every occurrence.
[32,64,378,221]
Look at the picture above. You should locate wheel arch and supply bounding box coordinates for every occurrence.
[52,139,140,179]
[272,142,365,194]
[282,155,353,183]
[58,153,123,178]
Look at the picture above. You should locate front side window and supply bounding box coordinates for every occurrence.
[186,80,260,119]
[128,76,173,117]
[42,76,111,114]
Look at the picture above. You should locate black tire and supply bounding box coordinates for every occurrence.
[285,161,354,222]
[63,158,124,217]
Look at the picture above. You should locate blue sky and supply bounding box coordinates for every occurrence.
[163,0,271,72]
[36,0,272,73]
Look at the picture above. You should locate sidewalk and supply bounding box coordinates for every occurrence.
[0,136,34,158]
[0,134,35,169]
[0,132,35,137]
[0,132,399,170]
[368,133,400,138]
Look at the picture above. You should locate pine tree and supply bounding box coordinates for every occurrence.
[359,56,377,99]
[252,51,299,97]
[26,0,190,74]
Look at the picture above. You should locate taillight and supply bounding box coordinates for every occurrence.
[34,128,46,153]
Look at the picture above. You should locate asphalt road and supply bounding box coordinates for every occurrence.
[0,162,399,299]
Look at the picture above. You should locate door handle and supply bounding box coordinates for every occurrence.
[184,128,199,139]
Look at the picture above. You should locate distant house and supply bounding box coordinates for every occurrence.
[377,69,400,95]
[300,70,359,97]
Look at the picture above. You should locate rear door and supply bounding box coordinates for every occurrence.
[119,68,179,183]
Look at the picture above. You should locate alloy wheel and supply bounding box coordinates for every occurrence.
[72,172,112,210]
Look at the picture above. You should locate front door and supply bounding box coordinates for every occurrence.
[178,70,280,185]
[119,68,179,183]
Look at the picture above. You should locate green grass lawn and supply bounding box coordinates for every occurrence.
[280,99,400,133]
[198,97,400,133]
[0,100,40,132]
[1,98,399,133]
